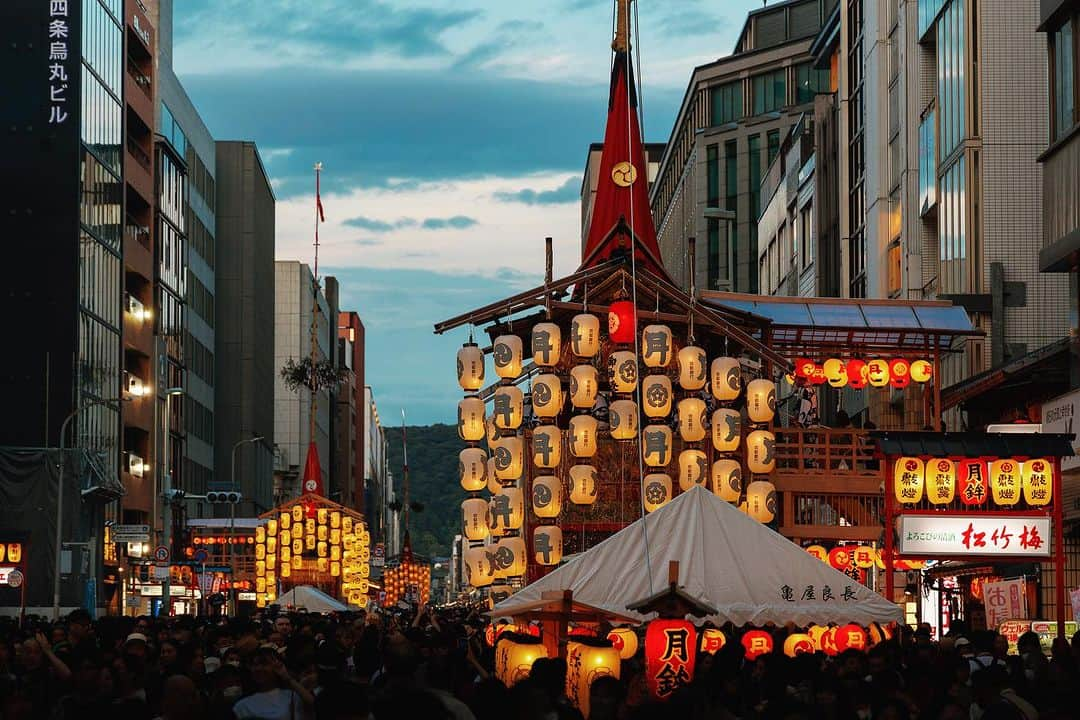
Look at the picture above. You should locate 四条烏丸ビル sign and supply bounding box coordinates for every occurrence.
[896,515,1051,557]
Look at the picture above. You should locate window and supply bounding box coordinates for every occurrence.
[748,135,762,293]
[724,140,738,290]
[937,0,966,158]
[800,203,814,269]
[752,70,786,115]
[186,271,215,329]
[1052,18,1075,140]
[706,144,719,206]
[919,107,937,215]
[939,156,967,294]
[767,129,781,166]
[710,82,742,126]
[795,63,830,104]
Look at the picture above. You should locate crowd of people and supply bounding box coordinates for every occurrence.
[0,605,1078,720]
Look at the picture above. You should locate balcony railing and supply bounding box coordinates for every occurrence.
[127,137,151,172]
[125,214,150,248]
[774,427,881,477]
[789,493,884,529]
[127,58,152,97]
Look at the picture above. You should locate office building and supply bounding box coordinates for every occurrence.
[214,141,276,515]
[650,0,837,293]
[363,387,392,548]
[336,312,366,511]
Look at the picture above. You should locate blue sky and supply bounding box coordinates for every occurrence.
[175,0,763,424]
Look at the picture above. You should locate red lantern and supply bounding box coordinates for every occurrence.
[809,365,826,385]
[818,627,840,656]
[846,359,868,389]
[741,630,774,660]
[836,624,868,652]
[793,358,815,379]
[699,628,726,655]
[783,633,816,657]
[607,300,636,344]
[888,359,911,388]
[645,619,697,700]
[958,459,989,506]
[828,546,853,571]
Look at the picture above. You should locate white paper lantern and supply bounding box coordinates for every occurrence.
[569,415,599,458]
[459,447,488,492]
[533,526,563,566]
[641,324,674,368]
[464,546,494,588]
[678,346,708,390]
[532,476,562,518]
[531,425,562,469]
[711,357,741,401]
[746,379,776,424]
[492,385,524,431]
[677,449,708,491]
[569,465,599,505]
[488,487,524,534]
[747,430,776,474]
[608,350,639,393]
[745,480,777,523]
[531,322,562,367]
[486,457,502,494]
[493,335,523,379]
[711,409,741,453]
[641,425,673,467]
[493,537,528,578]
[457,343,485,391]
[678,398,708,442]
[641,375,673,418]
[609,399,639,440]
[492,435,525,480]
[570,365,599,409]
[711,459,743,502]
[458,397,486,441]
[571,314,601,358]
[642,473,673,513]
[532,374,563,418]
[462,498,489,541]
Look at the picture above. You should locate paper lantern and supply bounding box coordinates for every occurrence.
[317,541,328,558]
[292,504,304,523]
[531,322,562,366]
[486,457,502,494]
[607,628,639,660]
[808,364,826,385]
[853,545,877,569]
[291,538,303,556]
[677,346,707,390]
[330,545,341,561]
[330,561,340,577]
[641,324,674,368]
[710,459,742,502]
[783,633,815,657]
[823,358,848,388]
[492,435,524,480]
[266,536,277,554]
[492,386,524,431]
[809,626,838,656]
[608,350,639,393]
[488,487,524,534]
[493,536,527,578]
[496,638,549,687]
[889,359,911,388]
[711,409,741,452]
[836,624,868,652]
[958,459,988,506]
[609,399,639,440]
[305,533,316,551]
[266,553,276,571]
[458,397,486,441]
[569,465,599,505]
[805,545,828,562]
[828,546,852,571]
[317,524,328,542]
[533,525,562,566]
[279,560,292,578]
[866,359,889,387]
[566,641,621,717]
[607,300,636,344]
[457,343,485,391]
[255,544,266,560]
[462,498,490,541]
[640,425,673,467]
[711,357,741,401]
[926,458,956,505]
[741,630,774,660]
[641,374,673,417]
[493,335,523,379]
[570,365,599,409]
[645,620,696,700]
[793,358,815,379]
[910,359,933,383]
[677,449,708,491]
[305,517,316,537]
[990,459,1021,506]
[699,628,726,654]
[255,526,266,544]
[746,430,776,474]
[464,546,494,588]
[571,314,601,357]
[330,511,340,529]
[569,415,598,458]
[846,359,868,388]
[745,480,777,523]
[460,448,488,492]
[893,457,924,504]
[532,374,563,418]
[1022,458,1053,506]
[532,476,563,518]
[677,398,708,442]
[531,425,562,469]
[746,379,776,424]
[642,474,672,512]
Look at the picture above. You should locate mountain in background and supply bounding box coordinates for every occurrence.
[385,423,464,559]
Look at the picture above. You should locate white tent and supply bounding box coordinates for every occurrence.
[494,486,902,626]
[274,585,348,613]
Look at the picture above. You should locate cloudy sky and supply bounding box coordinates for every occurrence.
[175,0,762,424]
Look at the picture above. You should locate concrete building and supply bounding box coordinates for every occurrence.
[335,312,366,512]
[363,387,393,551]
[580,142,666,252]
[650,0,837,294]
[214,141,276,515]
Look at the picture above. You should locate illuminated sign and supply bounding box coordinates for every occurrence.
[896,515,1051,557]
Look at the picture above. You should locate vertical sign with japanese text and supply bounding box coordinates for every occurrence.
[983,578,1027,628]
[46,0,74,125]
[645,620,697,700]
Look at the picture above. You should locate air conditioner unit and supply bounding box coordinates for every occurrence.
[127,453,145,478]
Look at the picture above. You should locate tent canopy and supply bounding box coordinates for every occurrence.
[273,585,347,614]
[493,487,902,627]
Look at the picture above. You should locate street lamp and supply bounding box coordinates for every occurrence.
[161,387,183,616]
[54,396,129,620]
[229,435,263,614]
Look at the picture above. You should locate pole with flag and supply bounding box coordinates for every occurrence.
[400,409,411,560]
[301,163,326,496]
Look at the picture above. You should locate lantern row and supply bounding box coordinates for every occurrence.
[791,357,933,389]
[382,561,432,607]
[893,457,1054,507]
[804,544,926,572]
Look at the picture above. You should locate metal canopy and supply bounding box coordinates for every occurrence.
[701,293,980,355]
[872,431,1076,458]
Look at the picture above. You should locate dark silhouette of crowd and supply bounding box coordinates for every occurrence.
[0,606,1077,719]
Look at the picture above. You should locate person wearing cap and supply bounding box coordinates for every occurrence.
[125,631,150,661]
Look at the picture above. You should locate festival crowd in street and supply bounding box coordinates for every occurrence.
[0,605,1078,720]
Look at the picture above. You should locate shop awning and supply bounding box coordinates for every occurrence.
[872,431,1076,458]
[940,337,1073,411]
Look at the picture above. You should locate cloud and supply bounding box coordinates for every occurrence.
[494,176,579,205]
[353,238,382,247]
[421,216,478,230]
[342,216,417,233]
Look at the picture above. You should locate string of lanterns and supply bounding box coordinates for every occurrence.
[791,357,933,389]
[893,456,1053,507]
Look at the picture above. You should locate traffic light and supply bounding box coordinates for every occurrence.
[207,491,242,504]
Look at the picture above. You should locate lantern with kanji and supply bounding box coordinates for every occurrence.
[746,430,776,474]
[710,459,742,503]
[846,359,868,388]
[459,448,488,492]
[532,374,563,419]
[608,350,639,393]
[783,633,815,657]
[677,398,707,442]
[678,346,707,390]
[493,537,528,578]
[607,300,636,344]
[642,375,673,418]
[745,480,777,523]
[641,324,674,368]
[566,640,621,717]
[488,487,524,534]
[462,499,489,541]
[746,379,776,424]
[711,357,741,401]
[1021,458,1053,506]
[823,358,847,388]
[866,359,889,387]
[495,636,548,687]
[492,335,523,379]
[677,449,708,491]
[828,546,853,571]
[531,322,562,367]
[457,397,486,441]
[532,476,562,518]
[645,620,696,700]
[464,546,494,588]
[927,458,956,505]
[793,357,816,380]
[492,435,524,480]
[808,364,826,385]
[990,459,1021,506]
[570,365,599,409]
[531,425,562,469]
[910,359,933,383]
[853,545,877,569]
[711,408,740,452]
[569,465,599,505]
[609,399,639,440]
[492,385,523,431]
[893,457,924,504]
[486,458,501,494]
[742,630,774,660]
[805,544,827,562]
[569,415,598,457]
[958,458,988,506]
[642,425,673,467]
[889,358,911,388]
[571,314,601,357]
[836,624,868,652]
[642,474,672,512]
[457,343,485,391]
[699,628,726,654]
[533,526,562,566]
[607,627,639,660]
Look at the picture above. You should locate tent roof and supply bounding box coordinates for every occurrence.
[273,585,348,613]
[492,487,903,626]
